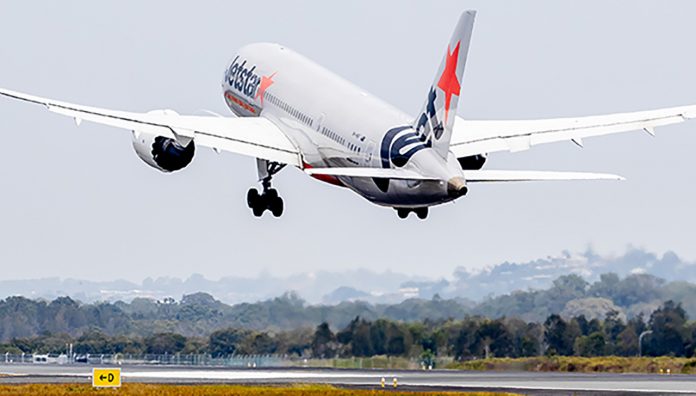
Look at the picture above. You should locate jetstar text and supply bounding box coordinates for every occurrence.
[225,56,261,99]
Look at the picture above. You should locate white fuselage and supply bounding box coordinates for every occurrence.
[221,43,464,208]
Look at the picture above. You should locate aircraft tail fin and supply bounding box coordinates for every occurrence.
[414,10,476,159]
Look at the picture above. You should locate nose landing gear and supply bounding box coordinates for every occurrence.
[247,160,285,217]
[396,207,429,220]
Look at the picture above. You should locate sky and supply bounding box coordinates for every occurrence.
[0,0,694,282]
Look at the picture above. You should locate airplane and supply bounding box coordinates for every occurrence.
[1,10,695,220]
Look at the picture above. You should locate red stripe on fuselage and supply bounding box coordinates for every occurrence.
[225,92,257,114]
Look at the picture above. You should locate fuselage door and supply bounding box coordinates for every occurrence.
[315,113,325,132]
[364,140,376,166]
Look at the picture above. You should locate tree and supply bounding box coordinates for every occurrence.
[514,322,542,357]
[565,318,582,355]
[587,273,620,299]
[454,320,479,360]
[276,328,312,357]
[576,315,590,336]
[615,326,638,356]
[546,275,588,313]
[646,300,689,357]
[369,320,388,356]
[474,319,513,358]
[144,333,186,354]
[350,320,374,357]
[587,318,602,335]
[239,332,277,355]
[336,317,358,345]
[613,274,665,307]
[182,337,207,354]
[208,328,249,357]
[110,335,144,354]
[311,322,335,358]
[385,322,410,357]
[604,310,626,341]
[544,314,576,356]
[74,329,112,354]
[574,332,606,357]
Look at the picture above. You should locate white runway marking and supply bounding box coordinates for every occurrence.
[124,370,379,380]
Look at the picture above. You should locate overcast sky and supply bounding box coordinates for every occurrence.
[0,0,694,282]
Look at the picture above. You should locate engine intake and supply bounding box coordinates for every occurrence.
[131,110,195,173]
[151,136,195,172]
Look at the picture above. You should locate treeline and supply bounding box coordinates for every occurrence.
[2,301,694,360]
[2,272,696,342]
[0,292,470,341]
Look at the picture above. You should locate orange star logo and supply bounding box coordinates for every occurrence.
[255,72,276,104]
[436,41,461,123]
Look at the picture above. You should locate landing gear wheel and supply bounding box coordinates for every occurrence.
[247,188,261,209]
[415,207,429,220]
[252,202,265,217]
[397,209,409,219]
[270,197,284,217]
[266,188,279,200]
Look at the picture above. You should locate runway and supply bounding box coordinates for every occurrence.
[1,363,696,395]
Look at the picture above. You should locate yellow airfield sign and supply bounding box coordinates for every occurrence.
[92,368,121,388]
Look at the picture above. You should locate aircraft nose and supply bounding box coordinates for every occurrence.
[447,177,468,198]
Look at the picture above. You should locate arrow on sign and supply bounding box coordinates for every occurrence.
[99,373,114,382]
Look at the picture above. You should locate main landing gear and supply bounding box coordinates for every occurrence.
[247,160,285,217]
[396,207,429,220]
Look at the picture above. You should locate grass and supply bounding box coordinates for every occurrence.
[446,356,696,374]
[0,384,518,395]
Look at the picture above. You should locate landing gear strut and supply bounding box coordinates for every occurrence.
[396,207,429,220]
[247,160,286,217]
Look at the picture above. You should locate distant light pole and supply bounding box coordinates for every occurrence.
[639,330,653,357]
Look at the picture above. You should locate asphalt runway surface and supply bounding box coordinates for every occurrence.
[1,364,696,395]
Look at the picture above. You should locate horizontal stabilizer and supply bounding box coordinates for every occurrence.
[463,170,625,183]
[304,167,438,181]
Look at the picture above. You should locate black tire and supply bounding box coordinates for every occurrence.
[252,203,265,217]
[415,207,429,220]
[397,209,409,219]
[266,188,279,200]
[247,188,260,208]
[270,197,284,217]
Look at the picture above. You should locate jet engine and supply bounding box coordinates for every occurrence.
[131,110,195,172]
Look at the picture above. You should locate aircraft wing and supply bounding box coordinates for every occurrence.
[463,170,624,183]
[306,167,622,183]
[305,167,439,180]
[450,105,696,158]
[0,88,302,166]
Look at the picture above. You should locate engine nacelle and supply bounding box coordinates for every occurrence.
[457,154,487,170]
[131,110,195,173]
